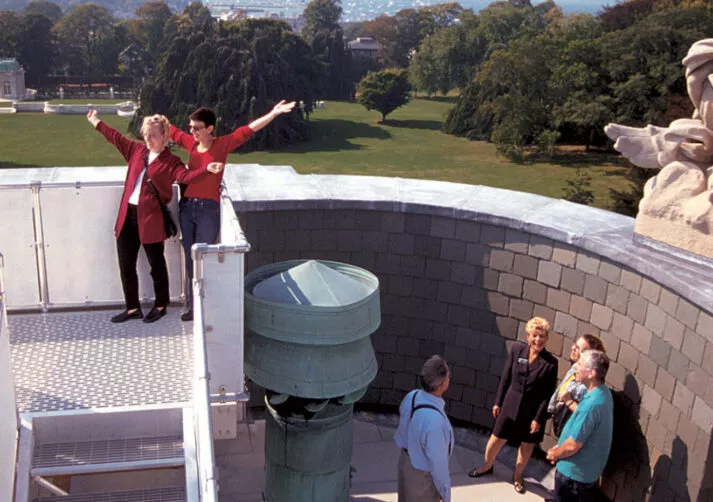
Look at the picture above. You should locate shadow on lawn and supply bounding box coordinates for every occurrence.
[0,162,39,169]
[382,119,443,131]
[288,119,392,153]
[542,148,630,169]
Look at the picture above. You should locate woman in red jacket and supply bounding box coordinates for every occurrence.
[87,110,223,324]
[169,99,296,321]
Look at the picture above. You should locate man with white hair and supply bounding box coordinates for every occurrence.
[394,355,454,502]
[546,350,614,502]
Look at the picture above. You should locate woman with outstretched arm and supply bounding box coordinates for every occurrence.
[87,110,224,324]
[169,100,296,321]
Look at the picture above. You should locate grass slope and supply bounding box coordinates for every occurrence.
[0,98,632,210]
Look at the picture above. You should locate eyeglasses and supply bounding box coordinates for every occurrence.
[189,124,205,131]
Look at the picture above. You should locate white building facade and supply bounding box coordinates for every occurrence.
[0,59,26,101]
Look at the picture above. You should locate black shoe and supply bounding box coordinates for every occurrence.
[143,307,167,323]
[468,465,494,478]
[111,309,143,323]
[180,310,193,322]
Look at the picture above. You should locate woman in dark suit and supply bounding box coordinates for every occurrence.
[87,110,223,324]
[468,317,558,495]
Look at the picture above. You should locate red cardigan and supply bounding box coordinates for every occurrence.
[169,124,254,201]
[96,121,212,244]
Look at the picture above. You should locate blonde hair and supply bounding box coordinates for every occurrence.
[526,317,551,336]
[140,114,170,146]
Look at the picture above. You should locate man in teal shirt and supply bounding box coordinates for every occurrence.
[546,350,613,501]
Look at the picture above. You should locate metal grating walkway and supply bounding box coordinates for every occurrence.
[8,309,193,413]
[33,435,184,468]
[33,487,186,502]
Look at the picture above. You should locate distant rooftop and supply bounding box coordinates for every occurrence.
[0,58,20,72]
[348,37,381,50]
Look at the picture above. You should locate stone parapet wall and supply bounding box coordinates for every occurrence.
[226,167,713,502]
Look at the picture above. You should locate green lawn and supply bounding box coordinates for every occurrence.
[0,98,632,210]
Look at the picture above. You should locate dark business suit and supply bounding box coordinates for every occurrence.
[493,342,558,444]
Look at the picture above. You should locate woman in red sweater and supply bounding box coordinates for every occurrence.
[169,100,296,321]
[88,110,223,323]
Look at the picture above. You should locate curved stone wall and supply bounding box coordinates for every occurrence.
[226,166,713,502]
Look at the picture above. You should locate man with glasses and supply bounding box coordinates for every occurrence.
[394,355,454,502]
[169,100,295,321]
[546,350,614,502]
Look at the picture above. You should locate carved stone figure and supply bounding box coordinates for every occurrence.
[605,39,713,259]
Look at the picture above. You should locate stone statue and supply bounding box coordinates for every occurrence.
[605,38,713,259]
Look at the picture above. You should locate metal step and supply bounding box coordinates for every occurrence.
[32,435,184,476]
[33,487,186,501]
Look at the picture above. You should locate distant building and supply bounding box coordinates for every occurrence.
[0,58,26,100]
[347,37,381,59]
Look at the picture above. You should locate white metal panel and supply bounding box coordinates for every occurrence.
[0,256,19,502]
[40,185,183,306]
[199,251,245,396]
[0,188,40,308]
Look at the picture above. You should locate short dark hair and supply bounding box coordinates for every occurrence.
[580,334,606,353]
[581,350,609,381]
[419,355,449,392]
[189,107,216,128]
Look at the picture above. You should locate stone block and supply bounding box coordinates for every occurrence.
[534,305,556,325]
[483,269,499,290]
[640,278,661,304]
[686,366,711,401]
[552,243,577,267]
[560,268,585,295]
[438,240,465,263]
[513,254,538,280]
[599,330,621,360]
[453,328,478,350]
[451,262,478,286]
[663,316,686,351]
[489,248,514,273]
[598,260,622,283]
[452,365,476,386]
[504,228,529,254]
[380,212,404,233]
[583,274,607,305]
[569,295,593,322]
[657,288,679,316]
[465,243,490,267]
[311,230,337,251]
[422,299,449,323]
[477,371,501,393]
[676,414,700,450]
[374,254,400,275]
[575,252,600,274]
[480,224,505,248]
[642,384,663,417]
[461,285,487,309]
[432,324,456,345]
[437,281,462,304]
[658,399,681,434]
[498,273,523,298]
[398,255,426,277]
[546,288,571,313]
[425,258,451,281]
[619,268,643,293]
[463,387,487,407]
[548,331,565,357]
[676,299,700,331]
[509,299,534,321]
[666,350,690,383]
[655,368,676,402]
[617,342,639,373]
[645,303,667,337]
[631,323,653,354]
[607,361,627,391]
[673,382,695,418]
[649,335,671,368]
[704,342,713,376]
[523,280,547,304]
[388,233,415,255]
[697,311,713,342]
[528,235,553,260]
[417,340,445,359]
[537,261,562,288]
[606,283,630,315]
[353,210,382,231]
[412,277,439,300]
[388,275,414,298]
[467,346,490,370]
[381,353,405,373]
[487,292,510,316]
[495,316,519,340]
[554,311,579,338]
[404,213,431,235]
[692,397,713,431]
[413,235,441,258]
[360,230,389,253]
[611,312,634,343]
[681,329,706,367]
[284,229,311,252]
[430,216,456,239]
[394,372,418,391]
[591,304,614,331]
[455,220,481,243]
[637,355,658,388]
[448,304,471,327]
[258,229,286,252]
[626,294,648,325]
[470,310,496,332]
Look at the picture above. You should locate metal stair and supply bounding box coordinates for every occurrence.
[33,487,186,501]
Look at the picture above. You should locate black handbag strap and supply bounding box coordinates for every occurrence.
[144,153,168,210]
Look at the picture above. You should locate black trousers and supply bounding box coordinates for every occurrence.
[116,205,169,310]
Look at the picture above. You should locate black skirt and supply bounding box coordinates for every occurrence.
[492,412,545,445]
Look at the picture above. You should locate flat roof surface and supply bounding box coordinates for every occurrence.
[9,309,192,413]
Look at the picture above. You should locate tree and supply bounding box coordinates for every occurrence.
[357,68,411,122]
[0,11,21,57]
[128,1,171,62]
[562,169,595,205]
[23,0,63,22]
[302,0,341,40]
[17,13,54,88]
[53,3,116,84]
